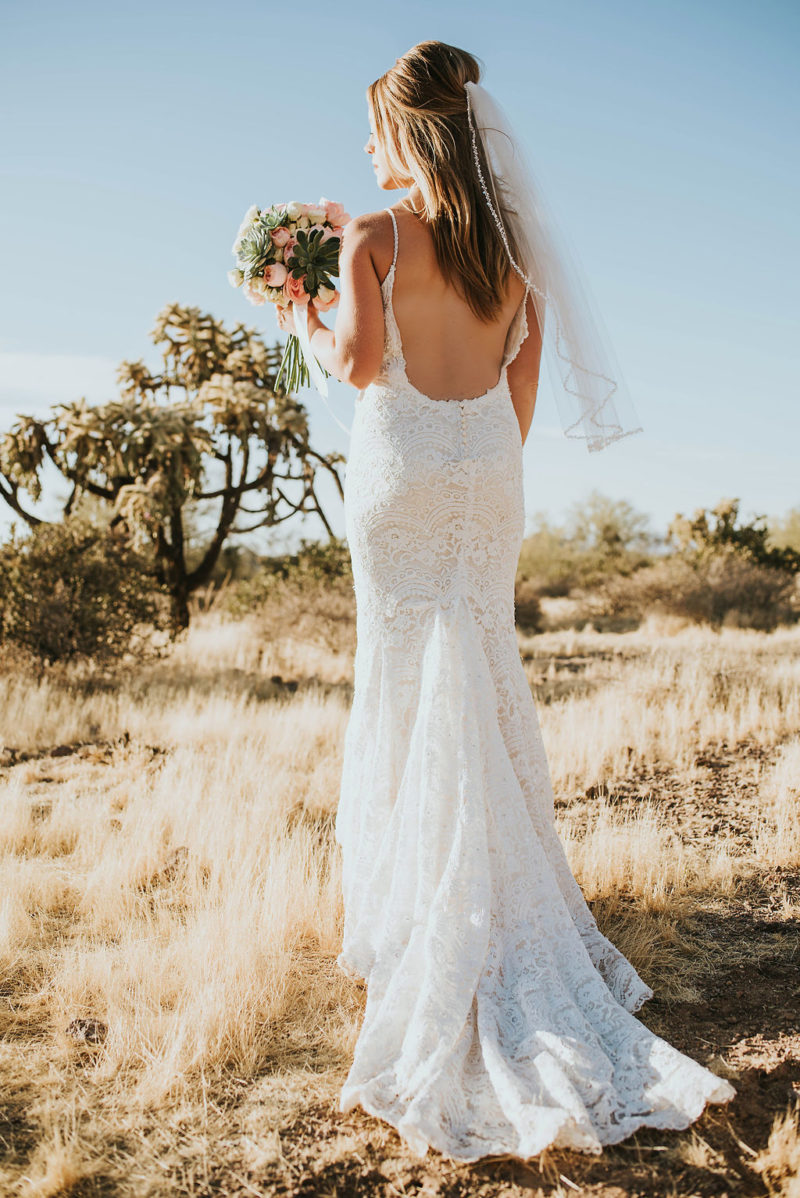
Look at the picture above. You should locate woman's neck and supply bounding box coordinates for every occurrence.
[400,184,425,215]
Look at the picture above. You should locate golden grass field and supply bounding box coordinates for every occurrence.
[1,598,799,1197]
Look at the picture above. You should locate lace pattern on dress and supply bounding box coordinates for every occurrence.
[336,205,736,1162]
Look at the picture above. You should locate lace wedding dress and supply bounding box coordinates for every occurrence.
[334,207,735,1161]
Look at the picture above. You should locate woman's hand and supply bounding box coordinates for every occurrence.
[276,303,327,339]
[275,304,298,337]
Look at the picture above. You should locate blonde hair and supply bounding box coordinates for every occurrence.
[367,41,523,322]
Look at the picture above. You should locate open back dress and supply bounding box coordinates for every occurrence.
[334,206,735,1161]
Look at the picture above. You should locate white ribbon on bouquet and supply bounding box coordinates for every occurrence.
[293,303,352,436]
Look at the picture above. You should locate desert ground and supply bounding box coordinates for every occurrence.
[1,601,798,1197]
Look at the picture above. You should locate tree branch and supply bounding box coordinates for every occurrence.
[196,457,279,500]
[63,481,80,517]
[232,507,303,533]
[43,445,118,500]
[0,476,44,526]
[186,442,249,590]
[306,478,336,539]
[302,444,345,501]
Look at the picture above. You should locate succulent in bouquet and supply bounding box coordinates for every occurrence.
[229,198,350,395]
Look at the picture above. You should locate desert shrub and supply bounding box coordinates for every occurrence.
[252,576,356,660]
[517,491,656,597]
[517,517,582,597]
[514,580,545,633]
[595,551,799,631]
[768,504,800,556]
[221,536,353,615]
[668,498,800,574]
[0,516,173,665]
[218,536,356,657]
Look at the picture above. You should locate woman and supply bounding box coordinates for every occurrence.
[276,40,735,1163]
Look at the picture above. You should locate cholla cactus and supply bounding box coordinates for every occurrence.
[0,303,344,627]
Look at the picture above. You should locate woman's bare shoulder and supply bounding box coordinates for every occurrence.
[342,209,394,241]
[341,210,395,277]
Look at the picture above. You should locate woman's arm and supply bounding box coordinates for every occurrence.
[303,214,386,389]
[506,291,543,446]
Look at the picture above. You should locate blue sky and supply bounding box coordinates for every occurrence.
[1,0,798,549]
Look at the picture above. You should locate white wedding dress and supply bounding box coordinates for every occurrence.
[334,207,735,1161]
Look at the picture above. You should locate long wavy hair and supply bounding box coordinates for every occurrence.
[367,41,523,322]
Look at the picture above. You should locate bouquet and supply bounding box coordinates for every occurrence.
[229,197,351,396]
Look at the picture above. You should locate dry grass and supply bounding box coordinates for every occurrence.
[753,1106,800,1198]
[0,614,798,1196]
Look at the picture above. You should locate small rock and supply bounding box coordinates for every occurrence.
[65,1017,107,1045]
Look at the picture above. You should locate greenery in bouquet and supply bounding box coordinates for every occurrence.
[229,198,350,394]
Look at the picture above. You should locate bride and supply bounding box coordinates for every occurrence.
[276,39,735,1162]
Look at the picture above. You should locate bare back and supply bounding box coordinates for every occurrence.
[376,205,527,402]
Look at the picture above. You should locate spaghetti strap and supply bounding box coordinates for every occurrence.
[384,207,398,273]
[502,284,531,370]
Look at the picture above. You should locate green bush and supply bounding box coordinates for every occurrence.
[0,516,173,664]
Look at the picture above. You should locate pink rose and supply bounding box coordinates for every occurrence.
[284,273,310,305]
[270,225,291,246]
[308,223,326,236]
[312,287,340,313]
[319,197,351,226]
[283,236,297,262]
[264,262,288,286]
[320,225,339,243]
